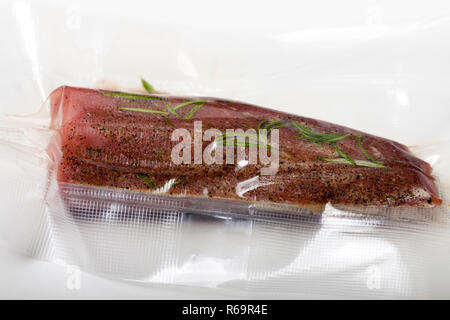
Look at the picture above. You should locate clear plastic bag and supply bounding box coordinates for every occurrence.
[1,0,450,299]
[0,86,448,299]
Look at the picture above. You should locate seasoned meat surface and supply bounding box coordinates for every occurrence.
[49,86,442,207]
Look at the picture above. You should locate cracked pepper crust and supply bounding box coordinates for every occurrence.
[48,86,442,208]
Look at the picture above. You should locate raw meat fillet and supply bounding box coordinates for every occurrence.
[48,86,442,208]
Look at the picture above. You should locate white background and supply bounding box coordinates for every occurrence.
[0,0,449,299]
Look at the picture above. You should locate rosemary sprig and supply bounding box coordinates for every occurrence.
[141,78,156,93]
[119,107,168,115]
[319,143,386,168]
[215,132,258,145]
[264,121,287,137]
[257,120,287,136]
[292,120,348,144]
[357,136,385,166]
[119,98,204,120]
[215,119,288,149]
[291,120,386,168]
[215,132,274,149]
[257,120,268,132]
[184,101,205,120]
[162,100,181,119]
[254,120,287,146]
[137,174,184,191]
[141,77,206,119]
[163,116,174,127]
[170,178,184,188]
[333,144,356,165]
[317,156,386,168]
[136,173,155,188]
[101,91,161,101]
[265,120,286,131]
[295,136,320,146]
[110,78,205,121]
[218,139,271,149]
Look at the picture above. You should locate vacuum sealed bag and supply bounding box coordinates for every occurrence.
[1,0,450,299]
[0,84,449,299]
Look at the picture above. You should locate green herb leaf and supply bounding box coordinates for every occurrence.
[141,78,156,93]
[120,107,168,115]
[292,120,348,144]
[215,132,274,149]
[289,121,387,169]
[291,120,319,137]
[265,121,287,136]
[136,173,155,188]
[162,99,181,119]
[317,156,386,168]
[267,123,286,133]
[333,144,356,165]
[101,91,160,101]
[265,120,284,130]
[295,135,320,146]
[257,120,268,133]
[170,178,184,188]
[357,136,385,166]
[184,102,205,120]
[173,100,206,111]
